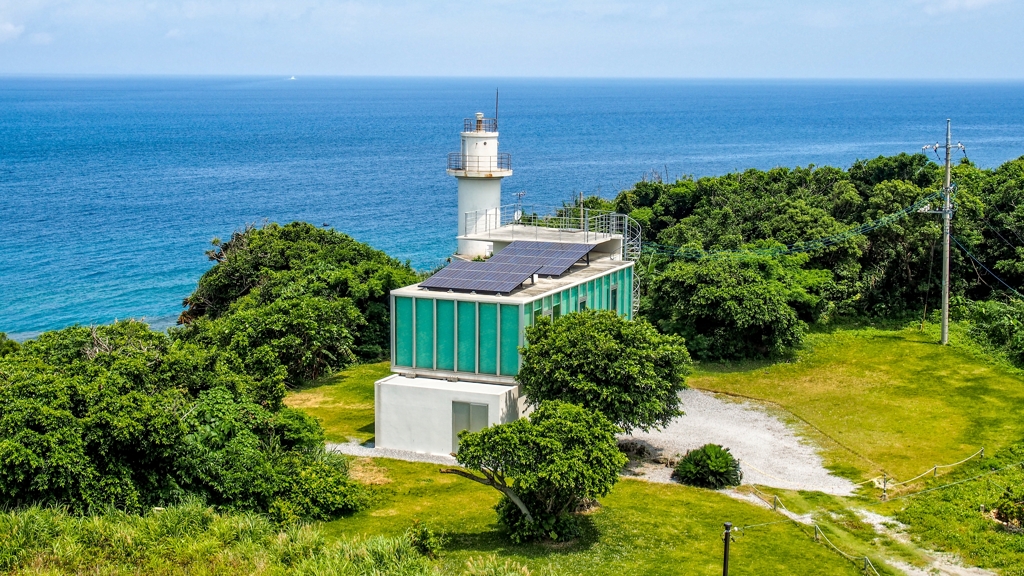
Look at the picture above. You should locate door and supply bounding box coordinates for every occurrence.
[452,401,489,452]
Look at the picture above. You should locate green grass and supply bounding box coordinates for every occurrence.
[328,458,866,575]
[895,441,1024,576]
[0,498,439,575]
[691,322,1024,481]
[285,362,388,443]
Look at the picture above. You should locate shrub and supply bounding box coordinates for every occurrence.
[0,333,18,358]
[464,555,531,576]
[672,444,743,489]
[994,486,1024,529]
[518,310,691,433]
[407,520,448,559]
[0,321,364,521]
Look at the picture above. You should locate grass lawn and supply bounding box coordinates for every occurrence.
[327,458,865,576]
[691,322,1024,481]
[284,362,388,443]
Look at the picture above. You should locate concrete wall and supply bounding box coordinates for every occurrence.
[457,177,502,255]
[374,375,519,456]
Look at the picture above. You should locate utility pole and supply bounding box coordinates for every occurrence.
[923,120,964,346]
[722,522,732,576]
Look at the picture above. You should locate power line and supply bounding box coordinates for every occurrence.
[951,236,1024,299]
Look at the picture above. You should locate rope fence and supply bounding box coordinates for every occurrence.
[731,446,1001,574]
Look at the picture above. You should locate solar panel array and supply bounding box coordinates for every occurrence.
[488,241,593,276]
[419,260,541,294]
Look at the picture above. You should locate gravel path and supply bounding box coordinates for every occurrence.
[621,388,856,495]
[326,440,456,465]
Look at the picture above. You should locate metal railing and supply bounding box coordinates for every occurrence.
[447,152,511,172]
[461,204,643,316]
[463,117,498,132]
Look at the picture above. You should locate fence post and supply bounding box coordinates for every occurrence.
[933,466,937,478]
[813,525,820,542]
[773,495,779,511]
[882,474,887,501]
[722,522,732,576]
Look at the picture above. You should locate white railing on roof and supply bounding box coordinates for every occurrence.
[462,204,642,316]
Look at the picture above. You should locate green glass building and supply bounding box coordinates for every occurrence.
[390,258,634,384]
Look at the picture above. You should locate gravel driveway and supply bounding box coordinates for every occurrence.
[620,388,857,496]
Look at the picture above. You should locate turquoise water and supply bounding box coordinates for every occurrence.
[3,78,1024,338]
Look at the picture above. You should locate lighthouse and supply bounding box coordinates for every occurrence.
[446,112,512,256]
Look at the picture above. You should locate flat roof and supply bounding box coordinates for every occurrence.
[392,253,632,304]
[378,374,517,394]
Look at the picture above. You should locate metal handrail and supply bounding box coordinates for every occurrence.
[460,204,642,316]
[447,152,511,172]
[463,117,498,132]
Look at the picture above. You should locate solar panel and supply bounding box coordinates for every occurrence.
[420,260,542,294]
[488,241,593,276]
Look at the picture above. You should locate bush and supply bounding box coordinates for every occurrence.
[463,555,531,575]
[518,310,691,433]
[407,520,449,559]
[672,444,743,489]
[0,321,364,521]
[967,299,1024,367]
[0,333,18,358]
[994,486,1024,529]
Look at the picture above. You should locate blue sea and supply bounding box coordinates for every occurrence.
[3,78,1024,339]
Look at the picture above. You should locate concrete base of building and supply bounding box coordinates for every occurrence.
[374,374,520,456]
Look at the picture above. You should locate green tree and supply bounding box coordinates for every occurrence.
[441,401,627,542]
[0,333,19,358]
[0,321,364,518]
[517,310,690,433]
[180,222,418,365]
[646,252,825,360]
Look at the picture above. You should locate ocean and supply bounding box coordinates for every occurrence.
[2,77,1024,339]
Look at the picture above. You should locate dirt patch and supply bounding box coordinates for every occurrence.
[350,457,392,485]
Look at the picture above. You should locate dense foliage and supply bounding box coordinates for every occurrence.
[443,401,627,543]
[613,154,1024,360]
[178,222,419,383]
[0,333,17,358]
[0,320,365,519]
[517,311,691,432]
[671,444,743,490]
[964,299,1024,366]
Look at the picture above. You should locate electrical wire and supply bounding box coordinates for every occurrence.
[950,236,1024,298]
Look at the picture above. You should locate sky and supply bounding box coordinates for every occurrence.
[0,0,1021,78]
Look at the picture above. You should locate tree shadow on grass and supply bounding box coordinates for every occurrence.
[443,515,599,558]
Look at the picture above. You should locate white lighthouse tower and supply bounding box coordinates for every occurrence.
[447,112,512,256]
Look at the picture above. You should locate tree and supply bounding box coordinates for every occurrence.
[179,222,419,364]
[0,333,18,358]
[0,320,364,518]
[440,401,627,542]
[646,252,825,360]
[516,310,690,433]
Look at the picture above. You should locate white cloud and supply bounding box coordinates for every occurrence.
[917,0,1005,13]
[29,31,52,44]
[165,28,181,38]
[0,21,24,42]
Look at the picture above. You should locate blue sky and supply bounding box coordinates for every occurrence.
[0,0,1020,78]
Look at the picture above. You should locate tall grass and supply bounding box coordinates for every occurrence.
[0,497,438,575]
